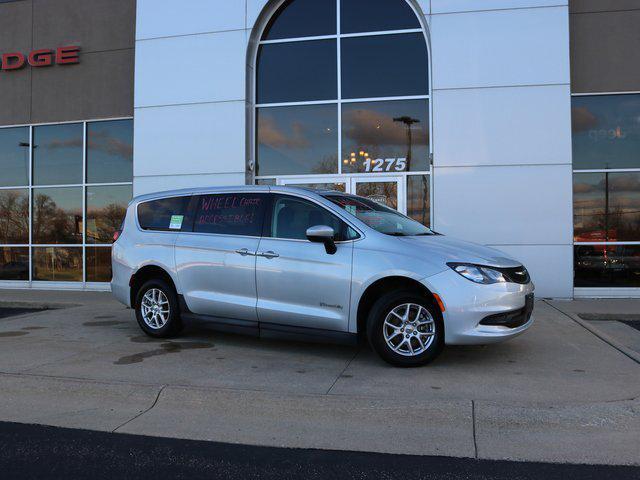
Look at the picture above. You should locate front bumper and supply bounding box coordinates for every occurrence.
[421,268,535,345]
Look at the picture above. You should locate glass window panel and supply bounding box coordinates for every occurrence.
[86,120,133,183]
[86,246,112,282]
[262,0,336,40]
[193,193,267,236]
[287,183,346,192]
[407,175,430,227]
[355,182,398,210]
[257,40,337,103]
[341,0,420,34]
[574,172,640,242]
[574,245,640,288]
[0,127,29,187]
[137,196,190,231]
[257,104,338,176]
[256,178,277,186]
[342,100,429,173]
[33,247,82,282]
[269,195,349,240]
[32,187,82,244]
[0,189,29,244]
[341,33,428,99]
[572,94,640,170]
[86,185,132,244]
[0,247,29,280]
[33,123,83,185]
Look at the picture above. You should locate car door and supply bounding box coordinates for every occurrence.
[255,194,355,332]
[174,191,268,321]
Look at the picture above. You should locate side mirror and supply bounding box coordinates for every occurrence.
[306,225,337,254]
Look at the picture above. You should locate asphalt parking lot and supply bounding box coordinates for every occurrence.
[0,290,638,469]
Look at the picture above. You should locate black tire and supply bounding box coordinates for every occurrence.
[134,279,183,338]
[366,291,444,367]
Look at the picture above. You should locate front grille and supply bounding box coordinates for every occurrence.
[497,266,530,284]
[480,293,534,328]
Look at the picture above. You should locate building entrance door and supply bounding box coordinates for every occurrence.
[278,176,405,214]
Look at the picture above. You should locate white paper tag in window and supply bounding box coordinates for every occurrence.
[169,215,184,230]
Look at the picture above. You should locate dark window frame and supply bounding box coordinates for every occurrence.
[136,195,192,232]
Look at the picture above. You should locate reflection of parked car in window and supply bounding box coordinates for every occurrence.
[112,186,534,367]
[0,261,29,280]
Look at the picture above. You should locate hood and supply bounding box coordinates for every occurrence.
[396,235,522,268]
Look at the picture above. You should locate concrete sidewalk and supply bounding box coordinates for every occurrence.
[0,289,638,466]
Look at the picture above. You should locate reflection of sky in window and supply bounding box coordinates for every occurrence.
[33,187,82,213]
[341,0,420,33]
[257,104,338,176]
[262,0,336,40]
[572,94,640,170]
[342,100,429,172]
[87,185,132,210]
[341,34,428,99]
[33,123,83,185]
[87,120,133,183]
[573,172,640,242]
[0,127,29,187]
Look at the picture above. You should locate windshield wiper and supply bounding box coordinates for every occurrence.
[385,232,408,236]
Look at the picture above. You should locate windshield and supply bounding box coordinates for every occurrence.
[324,194,434,236]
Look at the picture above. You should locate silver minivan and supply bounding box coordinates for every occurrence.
[111,186,534,367]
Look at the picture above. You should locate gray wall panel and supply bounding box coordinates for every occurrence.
[0,0,134,126]
[33,0,135,53]
[570,0,640,13]
[0,69,31,125]
[570,8,640,93]
[30,49,134,123]
[0,0,32,52]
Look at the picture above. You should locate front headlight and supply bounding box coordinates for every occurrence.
[447,263,507,284]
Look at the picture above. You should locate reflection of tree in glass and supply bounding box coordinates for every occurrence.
[311,154,339,174]
[87,203,127,243]
[33,194,82,244]
[0,191,29,243]
[34,247,82,281]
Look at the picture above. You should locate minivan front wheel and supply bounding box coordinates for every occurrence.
[367,292,444,367]
[135,279,182,337]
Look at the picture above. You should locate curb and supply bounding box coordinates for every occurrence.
[543,300,640,365]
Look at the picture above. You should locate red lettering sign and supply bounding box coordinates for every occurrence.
[28,49,54,67]
[2,52,25,70]
[56,46,80,64]
[1,46,80,71]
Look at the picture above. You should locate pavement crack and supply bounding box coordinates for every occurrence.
[112,384,167,433]
[471,399,478,459]
[325,348,360,395]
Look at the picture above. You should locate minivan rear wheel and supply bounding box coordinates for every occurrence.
[366,291,444,367]
[135,279,182,338]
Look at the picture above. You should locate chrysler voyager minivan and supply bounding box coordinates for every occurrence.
[111,186,534,367]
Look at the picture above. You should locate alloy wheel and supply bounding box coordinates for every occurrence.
[383,303,435,356]
[140,288,170,329]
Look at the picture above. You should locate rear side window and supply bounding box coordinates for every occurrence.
[193,193,267,236]
[137,196,191,231]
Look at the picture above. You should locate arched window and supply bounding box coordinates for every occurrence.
[253,0,431,225]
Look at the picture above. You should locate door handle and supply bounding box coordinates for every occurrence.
[257,250,279,259]
[235,248,254,256]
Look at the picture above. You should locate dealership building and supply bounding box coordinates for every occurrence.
[0,0,639,298]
